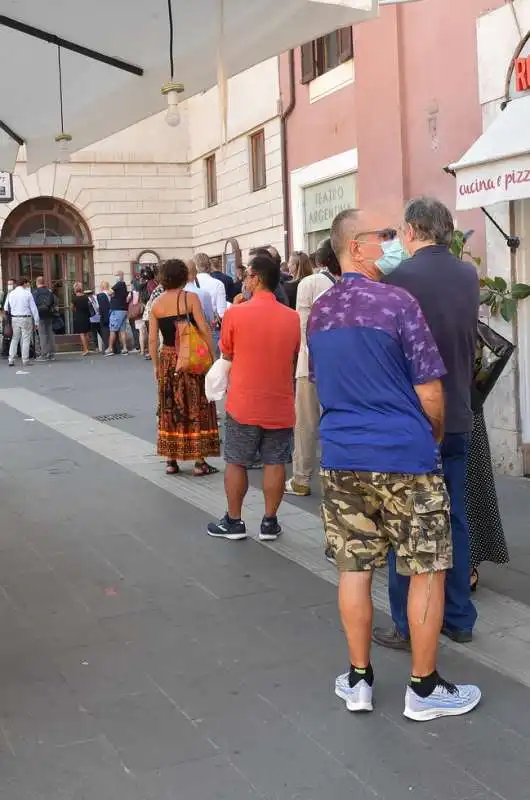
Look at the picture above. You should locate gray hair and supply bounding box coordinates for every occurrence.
[193,252,211,274]
[404,197,454,246]
[330,208,358,259]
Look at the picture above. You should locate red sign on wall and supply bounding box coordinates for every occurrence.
[515,55,530,92]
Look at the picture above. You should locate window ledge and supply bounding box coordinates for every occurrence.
[309,60,354,104]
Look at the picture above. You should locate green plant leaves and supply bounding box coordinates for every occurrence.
[450,230,465,260]
[512,283,530,300]
[493,276,507,292]
[453,230,530,320]
[500,297,518,322]
[481,276,497,290]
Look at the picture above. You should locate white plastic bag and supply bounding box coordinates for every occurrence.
[205,358,232,402]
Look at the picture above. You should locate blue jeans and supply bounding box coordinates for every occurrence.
[388,432,477,636]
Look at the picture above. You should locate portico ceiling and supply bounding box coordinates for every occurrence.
[0,0,417,173]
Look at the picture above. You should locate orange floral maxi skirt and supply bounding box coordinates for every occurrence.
[157,346,220,461]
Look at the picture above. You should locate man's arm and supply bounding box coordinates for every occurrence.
[399,295,447,441]
[201,290,214,324]
[296,278,313,351]
[29,293,40,326]
[220,308,233,361]
[415,380,445,443]
[215,281,228,319]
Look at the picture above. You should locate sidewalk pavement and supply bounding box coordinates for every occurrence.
[0,356,528,799]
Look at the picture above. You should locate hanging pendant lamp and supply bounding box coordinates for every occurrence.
[54,45,72,163]
[161,0,184,127]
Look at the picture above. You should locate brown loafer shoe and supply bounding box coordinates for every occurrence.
[372,625,411,652]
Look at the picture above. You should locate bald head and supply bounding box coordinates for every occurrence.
[330,208,385,280]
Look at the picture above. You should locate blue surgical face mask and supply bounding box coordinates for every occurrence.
[376,239,408,275]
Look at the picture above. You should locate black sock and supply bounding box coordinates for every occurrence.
[263,515,277,523]
[226,514,241,524]
[349,663,374,688]
[410,670,438,698]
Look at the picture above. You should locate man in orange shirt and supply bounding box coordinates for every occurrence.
[208,254,300,542]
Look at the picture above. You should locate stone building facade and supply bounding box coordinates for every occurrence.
[0,57,283,336]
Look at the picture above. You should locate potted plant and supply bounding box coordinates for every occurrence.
[451,230,530,322]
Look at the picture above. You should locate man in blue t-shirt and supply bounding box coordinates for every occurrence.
[308,208,481,723]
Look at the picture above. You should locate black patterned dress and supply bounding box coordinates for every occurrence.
[465,409,509,569]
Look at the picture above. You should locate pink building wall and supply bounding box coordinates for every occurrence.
[280,0,504,253]
[280,51,357,172]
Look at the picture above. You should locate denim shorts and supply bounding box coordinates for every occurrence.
[224,413,292,468]
[109,310,128,333]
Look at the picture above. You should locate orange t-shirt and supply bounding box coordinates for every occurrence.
[220,292,300,429]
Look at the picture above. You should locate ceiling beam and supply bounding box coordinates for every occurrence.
[0,120,24,146]
[0,14,144,76]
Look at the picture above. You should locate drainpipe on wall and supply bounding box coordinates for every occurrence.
[280,49,296,260]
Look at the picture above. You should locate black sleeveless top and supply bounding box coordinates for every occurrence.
[158,313,197,347]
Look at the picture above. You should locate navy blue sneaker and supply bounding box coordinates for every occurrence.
[207,514,247,541]
[259,516,282,542]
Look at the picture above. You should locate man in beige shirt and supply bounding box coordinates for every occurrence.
[285,239,341,496]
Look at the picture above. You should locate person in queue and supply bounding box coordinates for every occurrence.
[207,254,299,541]
[248,246,289,305]
[149,259,220,477]
[308,208,480,721]
[284,251,314,310]
[285,239,341,498]
[374,197,480,649]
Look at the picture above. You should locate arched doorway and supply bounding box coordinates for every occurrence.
[0,197,94,336]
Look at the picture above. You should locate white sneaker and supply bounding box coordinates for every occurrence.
[404,676,481,722]
[335,673,373,712]
[121,350,129,356]
[104,350,114,357]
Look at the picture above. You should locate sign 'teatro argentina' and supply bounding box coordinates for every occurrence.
[304,173,356,233]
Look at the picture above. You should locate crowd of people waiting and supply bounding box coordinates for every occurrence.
[145,197,511,724]
[2,202,511,723]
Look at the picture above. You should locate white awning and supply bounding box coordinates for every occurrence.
[0,0,389,174]
[450,96,530,210]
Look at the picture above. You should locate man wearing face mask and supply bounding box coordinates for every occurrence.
[376,228,408,276]
[308,208,480,721]
[374,197,480,651]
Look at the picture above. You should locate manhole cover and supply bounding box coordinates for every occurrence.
[94,412,135,422]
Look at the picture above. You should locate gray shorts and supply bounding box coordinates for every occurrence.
[224,413,292,468]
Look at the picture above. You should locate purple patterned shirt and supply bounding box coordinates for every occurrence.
[307,273,446,473]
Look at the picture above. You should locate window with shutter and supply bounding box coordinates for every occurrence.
[338,28,353,64]
[302,28,353,85]
[300,42,316,85]
[250,130,267,192]
[205,154,217,207]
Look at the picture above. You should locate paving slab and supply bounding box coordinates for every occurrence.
[0,358,528,799]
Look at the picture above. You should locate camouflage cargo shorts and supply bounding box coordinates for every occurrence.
[320,470,453,576]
